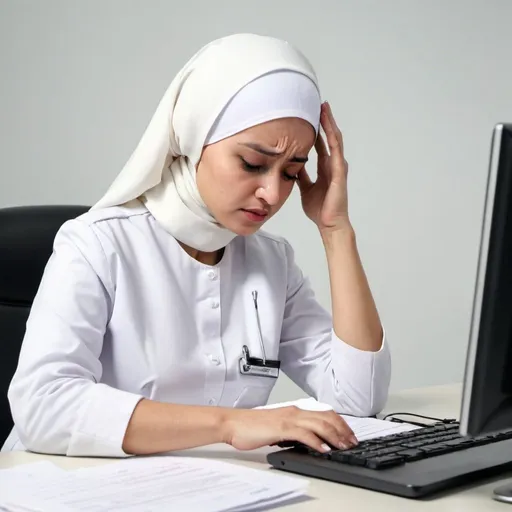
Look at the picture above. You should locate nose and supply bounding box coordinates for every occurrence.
[255,173,281,206]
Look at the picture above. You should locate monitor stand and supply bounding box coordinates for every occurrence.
[493,483,512,503]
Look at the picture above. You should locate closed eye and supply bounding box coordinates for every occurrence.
[241,157,299,182]
[240,158,263,172]
[283,171,299,181]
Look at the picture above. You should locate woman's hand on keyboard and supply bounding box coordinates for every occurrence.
[221,406,358,453]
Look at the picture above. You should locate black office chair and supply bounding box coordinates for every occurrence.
[0,205,89,445]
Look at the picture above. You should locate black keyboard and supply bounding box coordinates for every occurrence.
[268,422,512,498]
[281,421,512,469]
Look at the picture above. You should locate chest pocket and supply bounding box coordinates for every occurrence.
[232,375,277,409]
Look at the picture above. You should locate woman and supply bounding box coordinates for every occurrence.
[2,33,391,458]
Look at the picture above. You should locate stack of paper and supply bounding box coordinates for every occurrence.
[0,457,308,512]
[260,397,421,440]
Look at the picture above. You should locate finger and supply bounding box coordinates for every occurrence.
[315,130,329,159]
[295,414,348,450]
[322,103,347,183]
[307,411,358,448]
[289,428,333,453]
[296,167,313,194]
[307,417,352,450]
[323,102,344,153]
[315,134,332,183]
[327,411,358,446]
[314,133,331,182]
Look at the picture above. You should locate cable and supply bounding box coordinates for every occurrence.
[382,412,458,427]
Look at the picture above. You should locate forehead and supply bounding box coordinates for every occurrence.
[234,117,316,150]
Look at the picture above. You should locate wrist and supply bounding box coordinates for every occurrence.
[320,223,356,251]
[218,407,240,446]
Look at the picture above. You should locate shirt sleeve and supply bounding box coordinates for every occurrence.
[278,241,391,417]
[7,218,143,457]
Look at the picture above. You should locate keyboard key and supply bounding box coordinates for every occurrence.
[420,444,453,456]
[348,455,368,466]
[363,439,386,445]
[371,447,403,457]
[401,439,435,448]
[403,433,438,443]
[390,431,420,440]
[444,439,471,449]
[366,455,405,469]
[330,451,351,463]
[385,439,410,447]
[433,433,457,441]
[339,446,369,455]
[396,449,425,461]
[361,442,387,450]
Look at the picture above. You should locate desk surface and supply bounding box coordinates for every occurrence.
[1,384,511,511]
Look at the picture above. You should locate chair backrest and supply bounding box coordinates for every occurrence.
[0,205,89,445]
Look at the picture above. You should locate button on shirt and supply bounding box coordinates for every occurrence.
[3,204,391,457]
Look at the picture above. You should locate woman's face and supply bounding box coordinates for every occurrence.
[196,117,316,236]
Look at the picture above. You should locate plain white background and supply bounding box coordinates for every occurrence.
[1,0,511,403]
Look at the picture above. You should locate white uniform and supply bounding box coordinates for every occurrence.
[2,203,391,457]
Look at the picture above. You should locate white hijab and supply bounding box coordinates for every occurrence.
[92,33,321,251]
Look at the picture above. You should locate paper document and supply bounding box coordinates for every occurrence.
[0,462,67,512]
[257,398,333,412]
[0,457,308,512]
[260,397,420,440]
[341,414,420,440]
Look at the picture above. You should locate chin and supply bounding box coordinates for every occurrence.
[226,223,262,237]
[216,210,273,236]
[218,216,265,236]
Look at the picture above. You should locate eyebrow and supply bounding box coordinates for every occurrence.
[239,142,308,163]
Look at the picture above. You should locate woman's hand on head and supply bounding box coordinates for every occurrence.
[297,102,351,233]
[221,406,358,453]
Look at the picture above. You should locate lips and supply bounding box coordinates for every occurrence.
[242,208,269,217]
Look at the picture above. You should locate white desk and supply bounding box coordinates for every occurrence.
[1,384,511,511]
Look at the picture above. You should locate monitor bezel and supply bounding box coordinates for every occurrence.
[460,124,510,436]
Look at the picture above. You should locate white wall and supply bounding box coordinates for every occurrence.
[1,0,511,402]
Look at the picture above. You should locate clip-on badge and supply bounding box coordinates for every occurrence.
[239,344,280,378]
[239,290,281,379]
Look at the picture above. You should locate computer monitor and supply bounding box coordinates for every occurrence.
[460,123,512,437]
[460,123,512,501]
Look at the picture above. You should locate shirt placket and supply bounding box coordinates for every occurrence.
[201,267,225,406]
